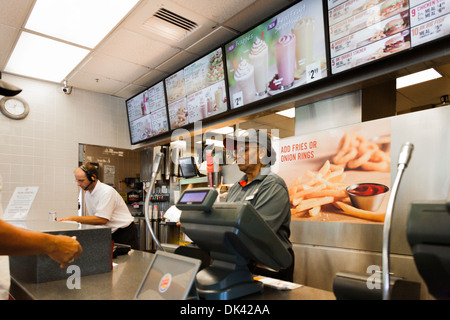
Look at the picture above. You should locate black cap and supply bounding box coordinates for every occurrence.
[223,129,276,165]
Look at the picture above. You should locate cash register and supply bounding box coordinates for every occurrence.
[176,187,292,300]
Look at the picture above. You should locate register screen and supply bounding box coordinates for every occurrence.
[179,191,208,204]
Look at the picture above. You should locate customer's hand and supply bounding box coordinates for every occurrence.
[47,235,82,268]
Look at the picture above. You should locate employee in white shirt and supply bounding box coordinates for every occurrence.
[60,163,138,249]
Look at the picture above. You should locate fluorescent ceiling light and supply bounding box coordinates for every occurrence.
[25,0,139,49]
[5,32,90,83]
[208,127,234,135]
[204,139,224,147]
[276,108,296,118]
[396,68,442,89]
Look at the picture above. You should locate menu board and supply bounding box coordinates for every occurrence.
[225,0,328,109]
[165,48,227,130]
[410,0,450,47]
[328,0,450,74]
[126,81,169,144]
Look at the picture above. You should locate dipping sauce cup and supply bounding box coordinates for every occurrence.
[346,183,389,211]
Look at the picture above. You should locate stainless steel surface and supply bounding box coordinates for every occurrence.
[292,243,430,298]
[389,107,449,255]
[289,107,449,299]
[295,91,361,136]
[10,250,335,300]
[10,250,153,300]
[140,148,154,182]
[144,152,164,251]
[382,142,414,300]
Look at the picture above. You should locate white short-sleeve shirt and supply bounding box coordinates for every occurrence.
[85,180,133,233]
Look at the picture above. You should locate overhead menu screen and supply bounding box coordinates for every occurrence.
[410,0,450,47]
[126,81,169,144]
[225,0,328,109]
[165,48,227,130]
[329,0,450,74]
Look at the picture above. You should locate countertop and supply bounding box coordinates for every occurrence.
[10,250,335,300]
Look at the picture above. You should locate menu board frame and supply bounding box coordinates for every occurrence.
[126,80,170,145]
[164,46,229,131]
[224,0,329,110]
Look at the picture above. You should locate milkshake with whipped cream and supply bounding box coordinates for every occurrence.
[275,33,296,89]
[292,17,315,76]
[249,36,269,95]
[234,58,256,104]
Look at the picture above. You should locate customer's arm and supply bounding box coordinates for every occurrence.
[0,220,82,268]
[59,215,108,225]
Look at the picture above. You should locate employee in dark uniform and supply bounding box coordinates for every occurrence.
[224,129,295,281]
[60,163,138,249]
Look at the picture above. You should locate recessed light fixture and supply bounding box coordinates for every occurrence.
[5,0,138,83]
[276,108,296,118]
[5,32,90,83]
[396,68,442,89]
[208,127,234,135]
[25,0,139,49]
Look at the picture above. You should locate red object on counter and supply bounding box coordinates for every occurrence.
[206,150,214,187]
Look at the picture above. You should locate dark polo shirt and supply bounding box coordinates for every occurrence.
[225,167,292,250]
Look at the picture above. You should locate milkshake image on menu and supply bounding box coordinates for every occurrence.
[249,35,269,95]
[292,17,315,77]
[275,33,296,89]
[214,87,223,111]
[234,58,256,104]
[200,96,207,119]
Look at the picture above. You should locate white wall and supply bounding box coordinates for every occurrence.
[0,74,131,220]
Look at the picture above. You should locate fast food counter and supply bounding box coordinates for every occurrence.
[9,250,335,300]
[285,106,449,299]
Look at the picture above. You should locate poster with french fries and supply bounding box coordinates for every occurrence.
[275,119,391,224]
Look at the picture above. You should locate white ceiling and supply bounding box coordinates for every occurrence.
[0,0,294,99]
[0,0,448,139]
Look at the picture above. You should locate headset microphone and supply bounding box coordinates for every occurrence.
[84,180,93,191]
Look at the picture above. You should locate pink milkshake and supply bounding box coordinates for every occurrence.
[275,33,296,89]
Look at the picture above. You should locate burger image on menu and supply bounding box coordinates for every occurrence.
[380,0,406,17]
[384,17,407,36]
[383,33,408,54]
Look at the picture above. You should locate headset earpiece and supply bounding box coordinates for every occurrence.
[80,165,95,182]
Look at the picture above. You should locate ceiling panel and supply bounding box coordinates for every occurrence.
[0,0,448,120]
[133,69,169,87]
[0,0,34,28]
[156,50,200,73]
[223,0,292,32]
[68,70,129,95]
[0,25,19,69]
[185,26,239,55]
[98,28,181,68]
[171,0,258,23]
[79,53,149,83]
[397,77,450,106]
[114,83,147,99]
